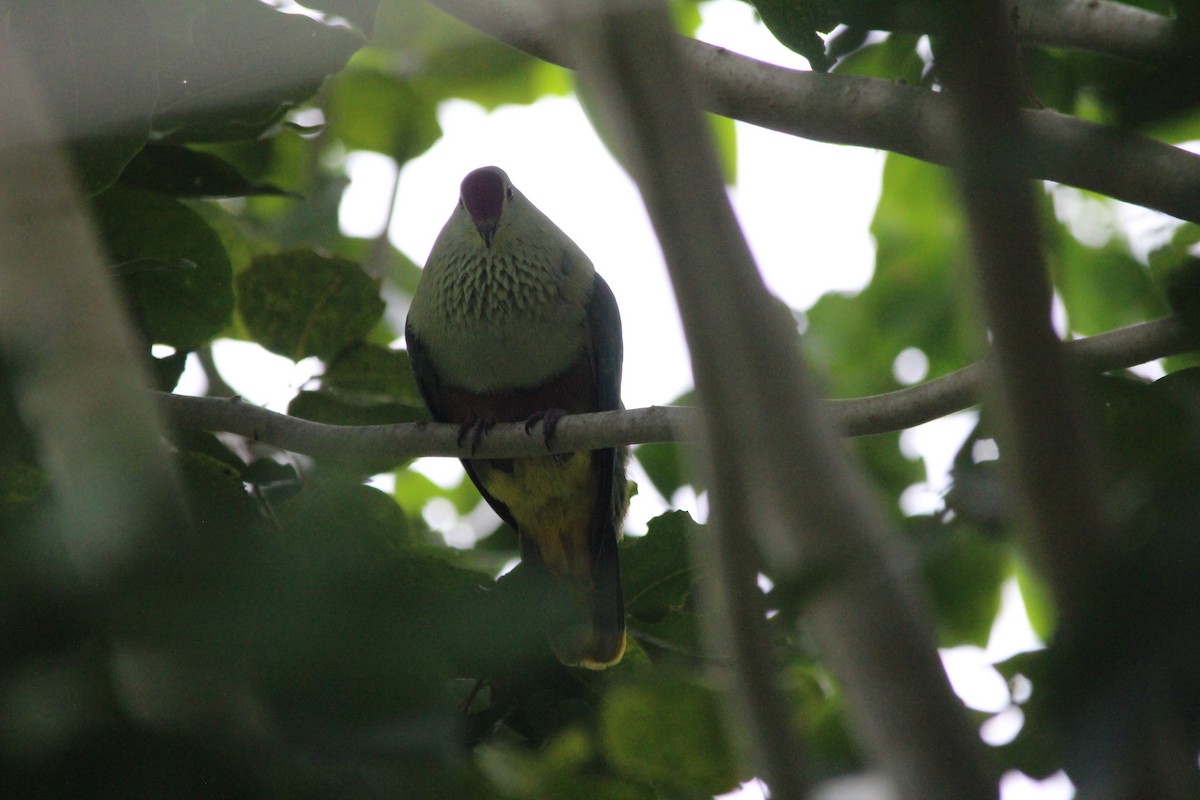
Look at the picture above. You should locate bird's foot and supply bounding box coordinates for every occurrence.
[457,415,495,456]
[524,408,567,452]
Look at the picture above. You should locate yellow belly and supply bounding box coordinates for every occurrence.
[478,452,597,583]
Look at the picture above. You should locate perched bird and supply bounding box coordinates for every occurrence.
[405,166,627,669]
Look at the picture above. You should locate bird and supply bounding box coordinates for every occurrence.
[405,166,627,669]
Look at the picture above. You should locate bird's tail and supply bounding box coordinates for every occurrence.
[524,516,626,670]
[547,570,626,670]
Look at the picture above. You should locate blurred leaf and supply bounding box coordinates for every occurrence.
[1014,561,1057,643]
[236,249,385,360]
[748,0,834,71]
[152,0,365,142]
[833,33,925,84]
[175,450,261,535]
[824,25,871,63]
[1049,224,1164,336]
[150,348,190,392]
[709,114,739,185]
[805,158,972,509]
[806,154,976,398]
[784,662,860,776]
[907,516,1008,647]
[288,388,428,427]
[992,649,1062,779]
[1,0,157,193]
[371,2,568,110]
[327,68,442,164]
[92,185,234,349]
[1149,223,1200,337]
[600,676,740,795]
[633,443,689,502]
[120,144,293,198]
[321,341,424,404]
[0,462,49,516]
[393,466,455,515]
[477,730,654,800]
[632,392,698,501]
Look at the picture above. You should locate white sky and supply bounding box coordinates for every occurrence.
[198,2,1066,796]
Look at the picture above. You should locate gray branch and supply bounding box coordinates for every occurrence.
[839,0,1179,64]
[942,0,1113,617]
[1012,0,1177,62]
[157,316,1193,463]
[427,0,1200,224]
[554,1,994,796]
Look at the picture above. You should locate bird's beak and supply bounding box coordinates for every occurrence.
[475,220,497,248]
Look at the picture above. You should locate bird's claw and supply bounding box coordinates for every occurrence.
[524,408,567,452]
[457,416,495,456]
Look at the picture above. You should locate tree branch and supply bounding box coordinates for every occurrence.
[837,0,1179,65]
[509,2,995,797]
[942,0,1112,619]
[425,0,1200,224]
[0,42,189,587]
[1011,0,1178,63]
[157,316,1194,462]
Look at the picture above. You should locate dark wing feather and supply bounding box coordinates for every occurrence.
[405,319,518,529]
[584,273,627,656]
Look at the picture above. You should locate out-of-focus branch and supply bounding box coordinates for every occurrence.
[684,42,1200,225]
[157,316,1194,463]
[940,0,1110,621]
[0,43,188,587]
[546,2,994,798]
[837,0,1179,64]
[425,0,1200,224]
[1010,0,1177,62]
[429,0,1181,65]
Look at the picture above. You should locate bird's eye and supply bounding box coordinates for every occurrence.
[506,187,514,200]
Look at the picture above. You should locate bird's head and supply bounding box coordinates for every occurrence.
[459,165,515,248]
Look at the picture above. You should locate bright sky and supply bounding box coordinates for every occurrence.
[198,2,1067,797]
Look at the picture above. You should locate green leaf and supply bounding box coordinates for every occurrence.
[321,342,424,404]
[600,676,740,795]
[478,731,655,800]
[175,450,261,535]
[1049,225,1164,336]
[119,144,293,199]
[92,185,234,350]
[992,649,1062,778]
[709,114,738,185]
[369,4,568,109]
[908,516,1007,647]
[832,33,925,84]
[631,392,698,501]
[236,249,385,360]
[1149,223,1200,337]
[327,68,442,164]
[633,443,689,502]
[1014,561,1057,642]
[806,154,976,399]
[288,388,428,427]
[621,511,700,623]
